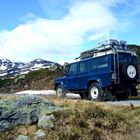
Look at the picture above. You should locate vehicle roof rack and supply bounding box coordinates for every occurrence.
[76,48,98,60]
[76,39,127,60]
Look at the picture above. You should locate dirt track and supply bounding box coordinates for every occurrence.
[0,90,140,106]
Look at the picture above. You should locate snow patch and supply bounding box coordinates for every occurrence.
[12,63,15,67]
[14,90,56,95]
[0,73,8,76]
[30,64,49,71]
[33,64,43,68]
[10,71,14,74]
[14,90,80,99]
[20,71,30,75]
[0,65,7,70]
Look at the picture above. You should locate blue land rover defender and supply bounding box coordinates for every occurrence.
[54,39,139,100]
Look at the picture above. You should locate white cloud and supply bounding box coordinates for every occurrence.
[0,0,131,64]
[20,13,38,23]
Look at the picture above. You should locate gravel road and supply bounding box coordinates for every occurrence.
[0,90,140,106]
[107,100,140,106]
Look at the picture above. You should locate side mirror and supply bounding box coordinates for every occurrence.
[63,62,69,75]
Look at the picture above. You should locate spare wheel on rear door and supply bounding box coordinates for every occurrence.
[122,62,137,81]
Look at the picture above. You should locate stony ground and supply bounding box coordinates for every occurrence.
[13,89,140,106]
[0,94,140,140]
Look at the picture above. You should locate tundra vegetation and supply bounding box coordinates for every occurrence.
[0,68,63,93]
[0,95,140,140]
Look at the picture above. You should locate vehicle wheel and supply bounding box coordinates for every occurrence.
[123,92,129,100]
[88,83,103,101]
[122,63,137,81]
[56,85,65,97]
[116,92,129,100]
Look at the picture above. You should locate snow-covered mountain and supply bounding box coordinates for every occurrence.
[0,58,61,77]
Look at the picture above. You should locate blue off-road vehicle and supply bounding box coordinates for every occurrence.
[54,39,139,100]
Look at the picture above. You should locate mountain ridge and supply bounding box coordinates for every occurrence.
[0,58,61,77]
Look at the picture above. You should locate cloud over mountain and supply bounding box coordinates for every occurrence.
[0,0,139,64]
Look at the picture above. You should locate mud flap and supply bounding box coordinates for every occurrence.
[104,88,113,101]
[131,86,138,96]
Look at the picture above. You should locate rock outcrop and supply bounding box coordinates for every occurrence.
[38,114,55,129]
[16,135,30,140]
[0,95,60,132]
[34,129,46,139]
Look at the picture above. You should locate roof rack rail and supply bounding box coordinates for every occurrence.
[76,39,127,60]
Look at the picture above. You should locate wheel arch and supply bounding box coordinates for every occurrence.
[54,82,61,90]
[87,79,103,89]
[87,81,103,101]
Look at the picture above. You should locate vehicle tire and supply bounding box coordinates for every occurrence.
[122,63,137,81]
[116,92,129,100]
[123,92,129,100]
[56,85,65,97]
[88,83,103,101]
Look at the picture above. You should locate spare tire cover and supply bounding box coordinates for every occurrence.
[122,63,137,80]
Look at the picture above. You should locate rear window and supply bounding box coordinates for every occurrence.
[91,56,108,70]
[119,53,138,66]
[119,53,131,64]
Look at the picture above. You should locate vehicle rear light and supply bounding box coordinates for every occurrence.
[112,73,116,80]
[137,79,140,84]
[112,80,116,85]
[111,73,117,85]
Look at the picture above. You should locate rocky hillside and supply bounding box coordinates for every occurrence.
[0,58,61,78]
[128,44,140,62]
[0,68,63,93]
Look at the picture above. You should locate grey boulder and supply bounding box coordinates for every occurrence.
[0,95,59,131]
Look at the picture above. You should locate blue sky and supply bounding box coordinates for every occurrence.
[0,0,140,64]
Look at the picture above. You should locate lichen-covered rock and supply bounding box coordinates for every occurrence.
[0,120,14,131]
[0,95,60,131]
[38,115,54,129]
[16,135,30,140]
[15,95,43,106]
[34,129,46,139]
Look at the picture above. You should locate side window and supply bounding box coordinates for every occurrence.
[91,56,108,70]
[98,56,108,68]
[79,61,87,73]
[91,59,98,70]
[68,63,77,74]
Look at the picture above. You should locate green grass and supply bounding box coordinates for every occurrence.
[47,97,140,140]
[0,96,140,140]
